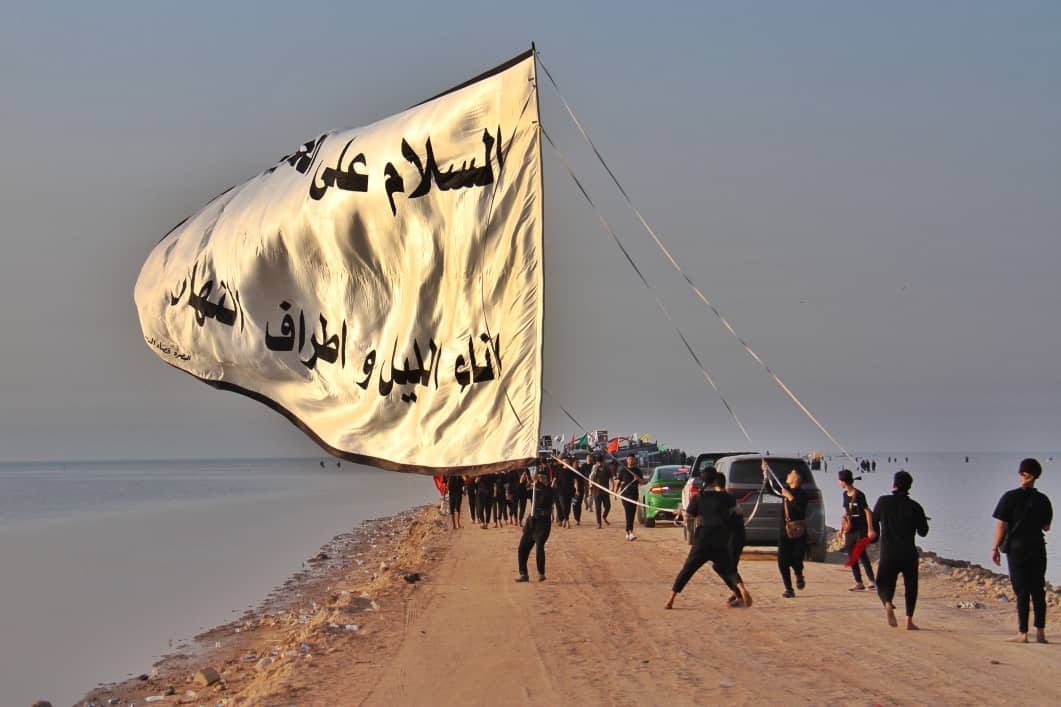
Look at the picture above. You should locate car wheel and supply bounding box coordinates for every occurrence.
[637,505,645,526]
[644,515,655,528]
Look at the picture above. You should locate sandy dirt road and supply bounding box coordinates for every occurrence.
[358,516,1059,706]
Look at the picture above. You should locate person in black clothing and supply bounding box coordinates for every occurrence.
[477,473,495,529]
[991,458,1053,643]
[593,458,615,528]
[516,471,554,582]
[446,475,464,530]
[555,457,575,528]
[764,461,808,598]
[572,457,589,526]
[872,470,929,630]
[465,476,478,526]
[618,454,647,541]
[665,469,752,609]
[838,469,876,591]
[714,472,748,607]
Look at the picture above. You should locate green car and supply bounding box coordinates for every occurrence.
[637,464,690,528]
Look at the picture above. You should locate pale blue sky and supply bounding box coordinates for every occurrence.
[1,1,1058,460]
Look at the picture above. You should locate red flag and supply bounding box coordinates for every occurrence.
[844,536,872,568]
[433,475,446,496]
[607,437,620,454]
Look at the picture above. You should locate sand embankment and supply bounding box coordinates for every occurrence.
[82,507,1060,706]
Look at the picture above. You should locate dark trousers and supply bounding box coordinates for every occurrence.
[595,493,611,525]
[449,491,462,515]
[556,493,571,522]
[876,554,919,617]
[777,534,805,591]
[844,529,875,584]
[672,536,741,593]
[478,494,494,524]
[517,516,551,576]
[495,495,507,522]
[1008,547,1048,633]
[622,496,637,532]
[572,494,583,524]
[467,491,477,523]
[516,494,527,523]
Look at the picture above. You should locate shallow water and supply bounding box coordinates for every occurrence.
[0,458,437,707]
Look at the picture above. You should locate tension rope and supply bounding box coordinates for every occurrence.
[536,51,857,470]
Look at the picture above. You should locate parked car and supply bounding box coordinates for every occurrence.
[637,465,690,527]
[712,454,827,562]
[682,451,754,544]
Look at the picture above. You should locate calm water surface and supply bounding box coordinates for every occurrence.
[0,458,437,707]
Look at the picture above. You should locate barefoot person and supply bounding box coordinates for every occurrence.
[991,458,1053,644]
[871,470,929,630]
[838,469,877,591]
[618,454,647,541]
[446,474,464,530]
[665,468,752,610]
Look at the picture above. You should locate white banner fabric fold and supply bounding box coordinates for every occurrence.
[134,51,542,475]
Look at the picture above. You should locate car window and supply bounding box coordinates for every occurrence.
[728,460,763,485]
[655,466,688,482]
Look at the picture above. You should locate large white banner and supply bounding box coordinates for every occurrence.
[135,50,542,475]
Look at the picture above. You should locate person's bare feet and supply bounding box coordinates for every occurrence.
[1036,629,1049,644]
[1007,633,1029,643]
[884,602,898,628]
[664,600,673,610]
[738,583,753,608]
[905,618,919,631]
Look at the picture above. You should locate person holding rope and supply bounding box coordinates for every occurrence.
[838,469,877,591]
[714,471,749,607]
[991,458,1052,644]
[763,460,808,598]
[593,456,614,528]
[516,468,554,583]
[665,467,752,610]
[618,453,647,541]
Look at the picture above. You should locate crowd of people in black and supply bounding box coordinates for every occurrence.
[443,454,1052,642]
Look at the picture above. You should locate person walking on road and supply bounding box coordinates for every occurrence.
[516,470,555,582]
[992,458,1052,644]
[872,470,929,630]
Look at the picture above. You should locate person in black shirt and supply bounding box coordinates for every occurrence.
[464,476,478,527]
[764,461,808,598]
[446,475,464,530]
[991,458,1053,643]
[477,473,495,529]
[572,457,589,526]
[618,454,647,541]
[593,458,615,528]
[872,470,929,630]
[556,456,575,528]
[715,472,748,607]
[838,469,876,591]
[665,469,752,609]
[516,470,554,582]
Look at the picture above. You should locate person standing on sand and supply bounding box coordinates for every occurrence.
[516,470,555,582]
[763,461,808,598]
[617,454,646,541]
[838,469,877,591]
[477,473,495,529]
[872,470,929,630]
[665,468,752,609]
[465,476,478,527]
[593,457,615,528]
[446,475,464,530]
[716,471,748,607]
[572,457,587,525]
[991,458,1053,644]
